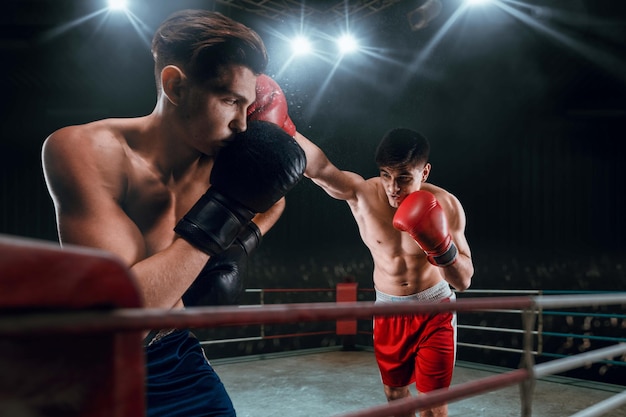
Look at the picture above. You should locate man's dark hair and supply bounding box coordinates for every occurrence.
[151,9,268,92]
[375,128,430,168]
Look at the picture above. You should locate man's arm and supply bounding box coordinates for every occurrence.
[180,199,285,308]
[293,132,364,202]
[438,193,474,291]
[42,127,208,309]
[245,74,364,203]
[177,121,305,307]
[252,197,285,234]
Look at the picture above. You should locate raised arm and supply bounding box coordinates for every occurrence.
[246,74,365,203]
[293,132,365,202]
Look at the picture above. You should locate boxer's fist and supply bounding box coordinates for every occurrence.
[175,120,305,255]
[183,223,261,306]
[393,191,458,267]
[247,74,296,136]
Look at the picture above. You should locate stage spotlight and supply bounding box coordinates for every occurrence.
[291,36,312,56]
[108,0,128,11]
[337,34,358,55]
[407,0,442,31]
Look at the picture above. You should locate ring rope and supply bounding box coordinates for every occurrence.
[2,291,626,417]
[2,293,625,335]
[0,296,532,335]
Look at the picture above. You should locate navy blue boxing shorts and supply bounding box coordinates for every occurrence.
[145,329,236,417]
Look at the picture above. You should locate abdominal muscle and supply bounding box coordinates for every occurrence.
[371,250,443,296]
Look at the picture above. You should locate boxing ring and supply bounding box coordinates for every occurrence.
[1,234,626,417]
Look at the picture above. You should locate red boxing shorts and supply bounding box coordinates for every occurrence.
[373,281,456,393]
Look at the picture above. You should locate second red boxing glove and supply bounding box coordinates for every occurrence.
[392,190,458,267]
[247,74,296,136]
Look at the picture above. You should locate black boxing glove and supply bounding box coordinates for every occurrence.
[182,223,261,306]
[175,120,306,255]
[210,120,306,213]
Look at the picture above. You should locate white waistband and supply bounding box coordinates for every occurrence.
[375,281,452,303]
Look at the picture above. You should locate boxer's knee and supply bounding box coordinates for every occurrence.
[419,403,447,417]
[384,384,411,401]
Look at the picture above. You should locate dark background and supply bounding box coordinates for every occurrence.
[2,0,626,381]
[3,0,624,287]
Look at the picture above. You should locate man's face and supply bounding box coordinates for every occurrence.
[180,65,257,157]
[379,163,430,208]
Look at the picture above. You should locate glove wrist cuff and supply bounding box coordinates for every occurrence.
[236,222,262,255]
[428,242,458,267]
[174,189,254,256]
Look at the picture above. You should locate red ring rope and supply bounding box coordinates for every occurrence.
[0,297,536,335]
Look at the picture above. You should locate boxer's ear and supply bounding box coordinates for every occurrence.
[421,163,431,182]
[161,65,187,106]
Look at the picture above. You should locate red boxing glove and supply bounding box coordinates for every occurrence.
[247,74,296,136]
[392,190,458,267]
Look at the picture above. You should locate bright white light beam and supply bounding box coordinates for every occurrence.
[108,0,128,11]
[291,36,312,56]
[337,34,358,54]
[466,0,492,5]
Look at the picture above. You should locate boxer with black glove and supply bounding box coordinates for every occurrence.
[174,120,306,256]
[183,75,302,306]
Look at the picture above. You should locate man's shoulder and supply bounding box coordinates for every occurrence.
[46,118,118,144]
[421,182,450,197]
[44,117,140,160]
[422,183,464,212]
[361,177,385,196]
[351,177,387,207]
[42,118,137,180]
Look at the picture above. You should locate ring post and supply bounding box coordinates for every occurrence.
[519,305,538,417]
[336,277,358,350]
[0,235,145,417]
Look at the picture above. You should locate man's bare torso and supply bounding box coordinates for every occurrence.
[75,117,213,260]
[347,179,445,296]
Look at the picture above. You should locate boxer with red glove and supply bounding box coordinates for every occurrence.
[287,126,473,416]
[392,190,458,267]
